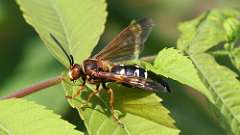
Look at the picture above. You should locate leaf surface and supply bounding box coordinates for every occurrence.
[177,9,240,54]
[0,98,83,135]
[0,39,68,115]
[177,8,240,134]
[62,81,180,135]
[17,0,107,67]
[190,53,240,134]
[150,48,212,102]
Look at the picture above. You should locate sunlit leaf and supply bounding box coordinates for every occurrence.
[177,12,208,51]
[190,53,240,134]
[0,98,83,135]
[17,0,107,67]
[62,79,127,135]
[223,17,240,42]
[223,16,240,71]
[146,48,212,102]
[177,9,240,54]
[177,8,240,135]
[62,79,180,135]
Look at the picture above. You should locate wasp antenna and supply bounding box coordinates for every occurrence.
[69,54,74,65]
[49,33,73,66]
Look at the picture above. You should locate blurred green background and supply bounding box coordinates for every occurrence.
[0,0,239,134]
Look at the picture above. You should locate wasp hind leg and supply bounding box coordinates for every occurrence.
[102,83,124,127]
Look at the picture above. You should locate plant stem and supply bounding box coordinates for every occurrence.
[1,56,157,100]
[140,55,156,62]
[1,76,64,100]
[210,50,230,56]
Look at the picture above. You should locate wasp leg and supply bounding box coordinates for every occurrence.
[102,83,124,127]
[86,83,101,103]
[65,79,86,99]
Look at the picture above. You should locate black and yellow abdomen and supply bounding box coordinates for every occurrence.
[111,64,148,78]
[111,64,170,92]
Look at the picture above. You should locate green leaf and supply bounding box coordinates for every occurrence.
[177,12,208,51]
[223,16,240,71]
[189,53,240,134]
[223,17,240,42]
[161,83,226,135]
[229,47,240,71]
[62,80,128,135]
[148,48,213,102]
[62,80,180,135]
[0,98,83,135]
[17,0,107,67]
[0,39,68,115]
[177,8,240,134]
[112,85,176,129]
[177,9,240,54]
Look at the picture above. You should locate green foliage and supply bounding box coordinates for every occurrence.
[16,0,107,67]
[62,79,180,135]
[149,48,212,102]
[177,8,240,134]
[228,47,240,70]
[16,0,180,134]
[0,98,83,135]
[0,39,68,115]
[224,16,240,71]
[223,17,240,42]
[191,53,240,134]
[13,0,240,134]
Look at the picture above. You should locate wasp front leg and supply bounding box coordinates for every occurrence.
[65,78,86,99]
[85,83,101,104]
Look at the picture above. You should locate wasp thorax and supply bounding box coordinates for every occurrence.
[68,64,82,81]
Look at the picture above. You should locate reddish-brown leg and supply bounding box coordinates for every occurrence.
[86,84,101,103]
[65,80,86,99]
[105,86,123,127]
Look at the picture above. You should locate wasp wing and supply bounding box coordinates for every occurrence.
[122,76,170,93]
[95,71,170,93]
[93,18,154,62]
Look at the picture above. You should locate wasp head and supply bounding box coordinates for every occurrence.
[49,34,84,81]
[68,64,83,81]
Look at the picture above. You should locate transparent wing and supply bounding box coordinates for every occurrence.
[122,76,170,93]
[93,18,154,62]
[94,71,170,93]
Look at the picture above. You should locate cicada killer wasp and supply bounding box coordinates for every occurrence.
[50,18,170,126]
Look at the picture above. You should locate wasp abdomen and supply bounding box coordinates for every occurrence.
[111,64,171,92]
[111,65,147,78]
